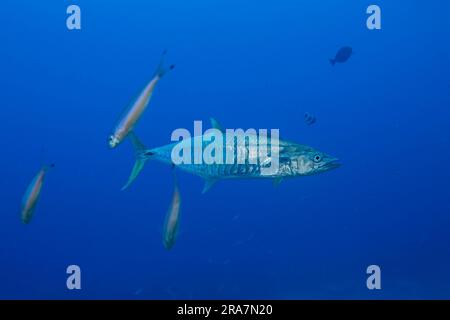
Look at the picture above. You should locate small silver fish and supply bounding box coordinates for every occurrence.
[21,164,54,224]
[108,51,174,148]
[163,172,181,250]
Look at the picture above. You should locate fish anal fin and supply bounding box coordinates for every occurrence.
[202,178,218,194]
[273,178,283,187]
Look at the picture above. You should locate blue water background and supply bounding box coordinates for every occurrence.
[0,0,449,299]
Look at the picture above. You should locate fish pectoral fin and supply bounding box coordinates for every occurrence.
[202,178,218,194]
[273,178,283,187]
[210,118,224,133]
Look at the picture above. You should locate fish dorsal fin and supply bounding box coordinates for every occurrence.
[210,118,224,133]
[202,178,218,194]
[273,178,283,187]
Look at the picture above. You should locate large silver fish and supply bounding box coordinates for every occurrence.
[108,51,174,148]
[21,164,54,224]
[163,172,182,250]
[122,119,340,192]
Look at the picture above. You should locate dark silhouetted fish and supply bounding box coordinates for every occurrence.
[304,112,316,126]
[330,46,352,66]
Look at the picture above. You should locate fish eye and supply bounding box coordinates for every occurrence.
[313,154,322,163]
[108,135,117,147]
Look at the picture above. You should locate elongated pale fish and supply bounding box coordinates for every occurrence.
[163,170,181,250]
[21,164,54,224]
[108,51,175,148]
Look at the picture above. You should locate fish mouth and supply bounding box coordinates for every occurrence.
[324,158,341,170]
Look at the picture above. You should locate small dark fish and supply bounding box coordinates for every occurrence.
[330,46,353,66]
[304,112,316,126]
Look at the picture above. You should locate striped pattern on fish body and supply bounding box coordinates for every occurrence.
[148,132,332,180]
[147,133,257,178]
[121,121,340,192]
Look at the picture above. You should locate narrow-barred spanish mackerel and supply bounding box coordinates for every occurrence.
[108,51,174,148]
[122,119,340,192]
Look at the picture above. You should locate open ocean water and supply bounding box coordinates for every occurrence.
[0,0,449,299]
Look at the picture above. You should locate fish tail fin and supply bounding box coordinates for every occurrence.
[154,49,175,78]
[329,59,336,66]
[121,132,154,191]
[43,163,55,172]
